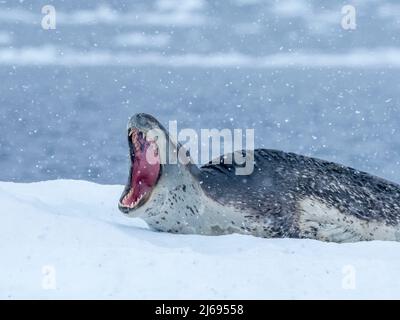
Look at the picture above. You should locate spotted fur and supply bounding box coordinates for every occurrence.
[121,114,400,243]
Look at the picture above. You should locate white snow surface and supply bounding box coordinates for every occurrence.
[1,180,400,299]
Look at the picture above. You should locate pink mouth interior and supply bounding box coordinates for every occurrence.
[121,131,160,208]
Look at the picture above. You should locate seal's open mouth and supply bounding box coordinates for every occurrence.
[119,128,161,213]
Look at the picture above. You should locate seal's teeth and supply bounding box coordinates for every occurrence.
[129,128,139,139]
[122,190,149,209]
[123,189,135,203]
[138,193,145,203]
[130,129,138,137]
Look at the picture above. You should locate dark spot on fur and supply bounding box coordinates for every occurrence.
[186,206,195,215]
[211,225,225,235]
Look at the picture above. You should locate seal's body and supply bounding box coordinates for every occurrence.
[119,113,400,243]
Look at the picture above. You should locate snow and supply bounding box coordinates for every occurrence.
[1,0,400,299]
[1,180,400,299]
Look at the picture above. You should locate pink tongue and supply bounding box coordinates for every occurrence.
[123,140,160,206]
[134,142,160,186]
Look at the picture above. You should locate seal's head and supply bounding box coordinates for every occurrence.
[118,113,164,215]
[119,113,200,218]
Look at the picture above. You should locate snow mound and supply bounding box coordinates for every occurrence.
[1,180,399,299]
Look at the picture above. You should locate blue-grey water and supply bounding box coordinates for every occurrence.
[1,0,400,184]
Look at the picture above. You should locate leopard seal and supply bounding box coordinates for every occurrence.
[118,113,400,243]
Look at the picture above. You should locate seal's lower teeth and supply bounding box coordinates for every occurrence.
[123,188,135,204]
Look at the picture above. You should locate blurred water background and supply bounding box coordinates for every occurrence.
[1,0,400,184]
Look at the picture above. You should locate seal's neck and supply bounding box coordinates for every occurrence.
[135,160,203,225]
[137,160,248,235]
[133,132,249,235]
